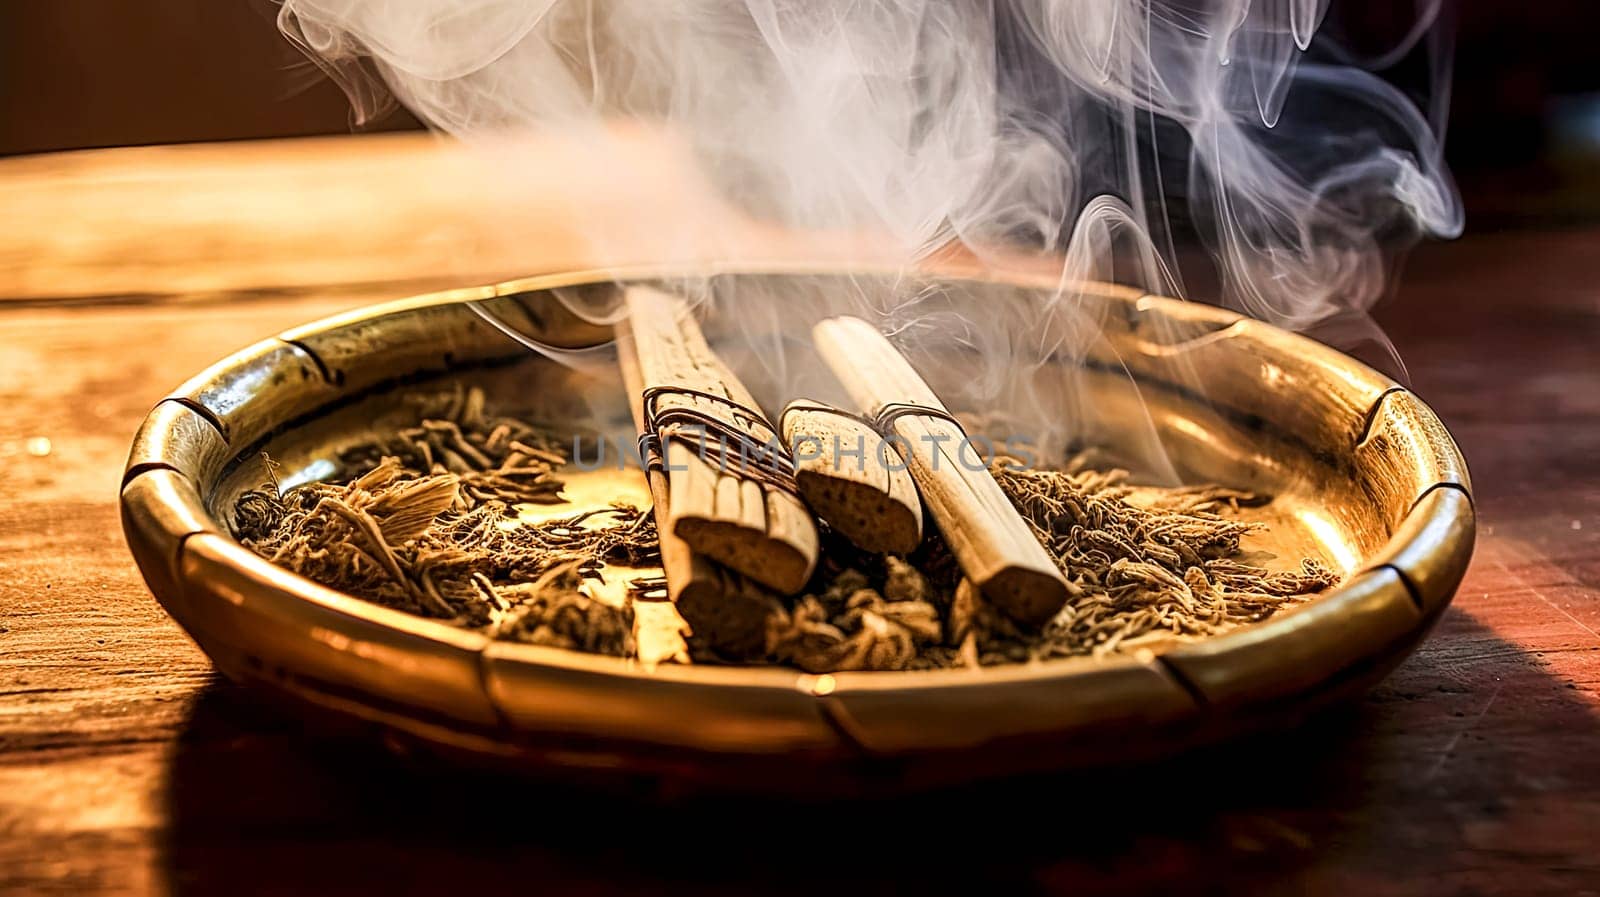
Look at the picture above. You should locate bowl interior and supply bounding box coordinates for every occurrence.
[207,270,1393,664]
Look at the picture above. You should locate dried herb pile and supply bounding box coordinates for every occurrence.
[993,464,1335,657]
[235,387,653,654]
[234,387,1336,672]
[757,459,1336,672]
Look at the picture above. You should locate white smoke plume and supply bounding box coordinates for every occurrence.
[278,0,1461,463]
[280,0,1458,317]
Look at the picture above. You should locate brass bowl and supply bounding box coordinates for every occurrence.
[121,266,1473,793]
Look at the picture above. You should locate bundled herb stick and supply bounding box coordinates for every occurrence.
[616,308,784,657]
[620,286,819,594]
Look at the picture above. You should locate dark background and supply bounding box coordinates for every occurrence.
[2,1,1597,226]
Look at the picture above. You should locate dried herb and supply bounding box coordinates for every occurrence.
[490,561,635,655]
[335,382,572,507]
[758,456,1336,671]
[765,553,947,673]
[991,460,1336,659]
[232,387,652,654]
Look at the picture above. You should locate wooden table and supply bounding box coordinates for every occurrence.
[1,137,1596,896]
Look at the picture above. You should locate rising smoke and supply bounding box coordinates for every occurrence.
[279,0,1459,324]
[277,0,1461,463]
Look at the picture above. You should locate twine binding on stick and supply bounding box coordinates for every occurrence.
[777,402,873,434]
[777,401,968,440]
[636,385,801,497]
[872,401,968,437]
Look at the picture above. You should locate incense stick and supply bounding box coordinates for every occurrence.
[812,315,1072,626]
[623,286,820,595]
[615,302,785,657]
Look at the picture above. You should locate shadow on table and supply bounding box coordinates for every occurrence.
[156,610,1600,897]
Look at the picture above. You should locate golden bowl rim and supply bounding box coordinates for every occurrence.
[120,261,1475,782]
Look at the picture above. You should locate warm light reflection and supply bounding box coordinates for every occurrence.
[1293,506,1363,574]
[515,468,653,526]
[278,458,337,491]
[1164,413,1219,452]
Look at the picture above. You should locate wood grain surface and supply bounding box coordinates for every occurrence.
[1,137,1596,896]
[0,132,887,306]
